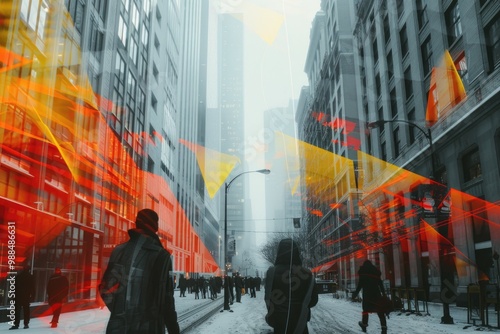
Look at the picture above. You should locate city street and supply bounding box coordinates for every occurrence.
[1,293,498,333]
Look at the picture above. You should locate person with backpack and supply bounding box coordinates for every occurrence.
[99,209,179,334]
[264,238,318,334]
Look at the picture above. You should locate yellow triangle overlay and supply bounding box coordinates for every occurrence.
[231,3,284,45]
[275,132,352,202]
[179,139,240,198]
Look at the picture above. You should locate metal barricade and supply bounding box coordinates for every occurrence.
[467,284,482,326]
[484,284,499,328]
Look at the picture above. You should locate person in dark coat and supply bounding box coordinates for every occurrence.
[226,274,234,304]
[9,265,35,329]
[234,272,243,302]
[178,275,187,297]
[250,277,256,298]
[264,238,318,334]
[99,209,180,334]
[352,260,387,334]
[46,267,69,328]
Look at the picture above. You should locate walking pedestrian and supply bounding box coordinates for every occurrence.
[46,267,69,328]
[9,265,35,330]
[351,260,388,334]
[179,275,187,297]
[234,272,243,303]
[264,238,318,334]
[193,277,200,299]
[99,209,180,334]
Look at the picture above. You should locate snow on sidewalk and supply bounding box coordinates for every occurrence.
[1,293,499,333]
[192,293,500,333]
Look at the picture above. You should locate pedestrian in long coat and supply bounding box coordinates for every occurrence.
[99,209,179,334]
[352,260,387,334]
[264,238,318,334]
[10,265,35,329]
[46,267,69,328]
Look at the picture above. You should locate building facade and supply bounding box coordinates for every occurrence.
[0,0,218,308]
[298,0,500,308]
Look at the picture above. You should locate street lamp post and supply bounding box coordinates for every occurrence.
[367,120,435,178]
[222,168,270,312]
[367,119,454,324]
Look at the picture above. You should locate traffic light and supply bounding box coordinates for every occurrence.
[228,238,236,252]
[293,218,301,228]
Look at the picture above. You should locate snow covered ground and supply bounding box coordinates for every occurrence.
[193,293,500,333]
[1,293,499,333]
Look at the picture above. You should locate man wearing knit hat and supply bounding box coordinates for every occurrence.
[99,209,180,334]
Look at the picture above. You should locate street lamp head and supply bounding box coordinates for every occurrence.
[256,169,271,175]
[366,120,387,129]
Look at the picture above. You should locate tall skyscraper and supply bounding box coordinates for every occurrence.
[217,13,246,267]
[176,0,214,274]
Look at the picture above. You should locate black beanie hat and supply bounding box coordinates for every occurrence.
[136,209,159,232]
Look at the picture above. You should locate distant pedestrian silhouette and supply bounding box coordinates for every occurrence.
[9,265,35,330]
[46,267,69,328]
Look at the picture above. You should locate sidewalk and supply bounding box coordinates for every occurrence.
[1,294,498,333]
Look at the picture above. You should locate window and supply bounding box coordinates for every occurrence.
[400,25,408,58]
[141,23,149,47]
[65,0,85,33]
[118,15,128,46]
[153,63,159,82]
[396,0,404,18]
[129,37,138,64]
[381,142,387,162]
[417,0,429,30]
[151,93,158,112]
[375,73,381,97]
[455,51,468,84]
[421,36,433,76]
[126,71,136,114]
[92,0,106,20]
[462,147,482,182]
[113,55,126,119]
[393,127,400,158]
[140,53,148,79]
[468,198,491,244]
[404,66,413,100]
[131,2,140,30]
[486,14,500,69]
[383,16,390,45]
[372,38,379,64]
[121,0,130,11]
[156,6,162,26]
[445,1,462,46]
[88,18,104,56]
[390,89,397,118]
[408,108,415,143]
[387,51,393,79]
[148,156,154,173]
[144,0,151,16]
[154,35,160,53]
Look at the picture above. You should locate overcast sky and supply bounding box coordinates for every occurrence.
[206,0,321,271]
[244,0,320,161]
[208,0,321,125]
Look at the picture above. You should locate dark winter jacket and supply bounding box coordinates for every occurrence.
[352,260,385,313]
[265,239,318,334]
[15,269,35,303]
[47,272,69,305]
[99,228,179,334]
